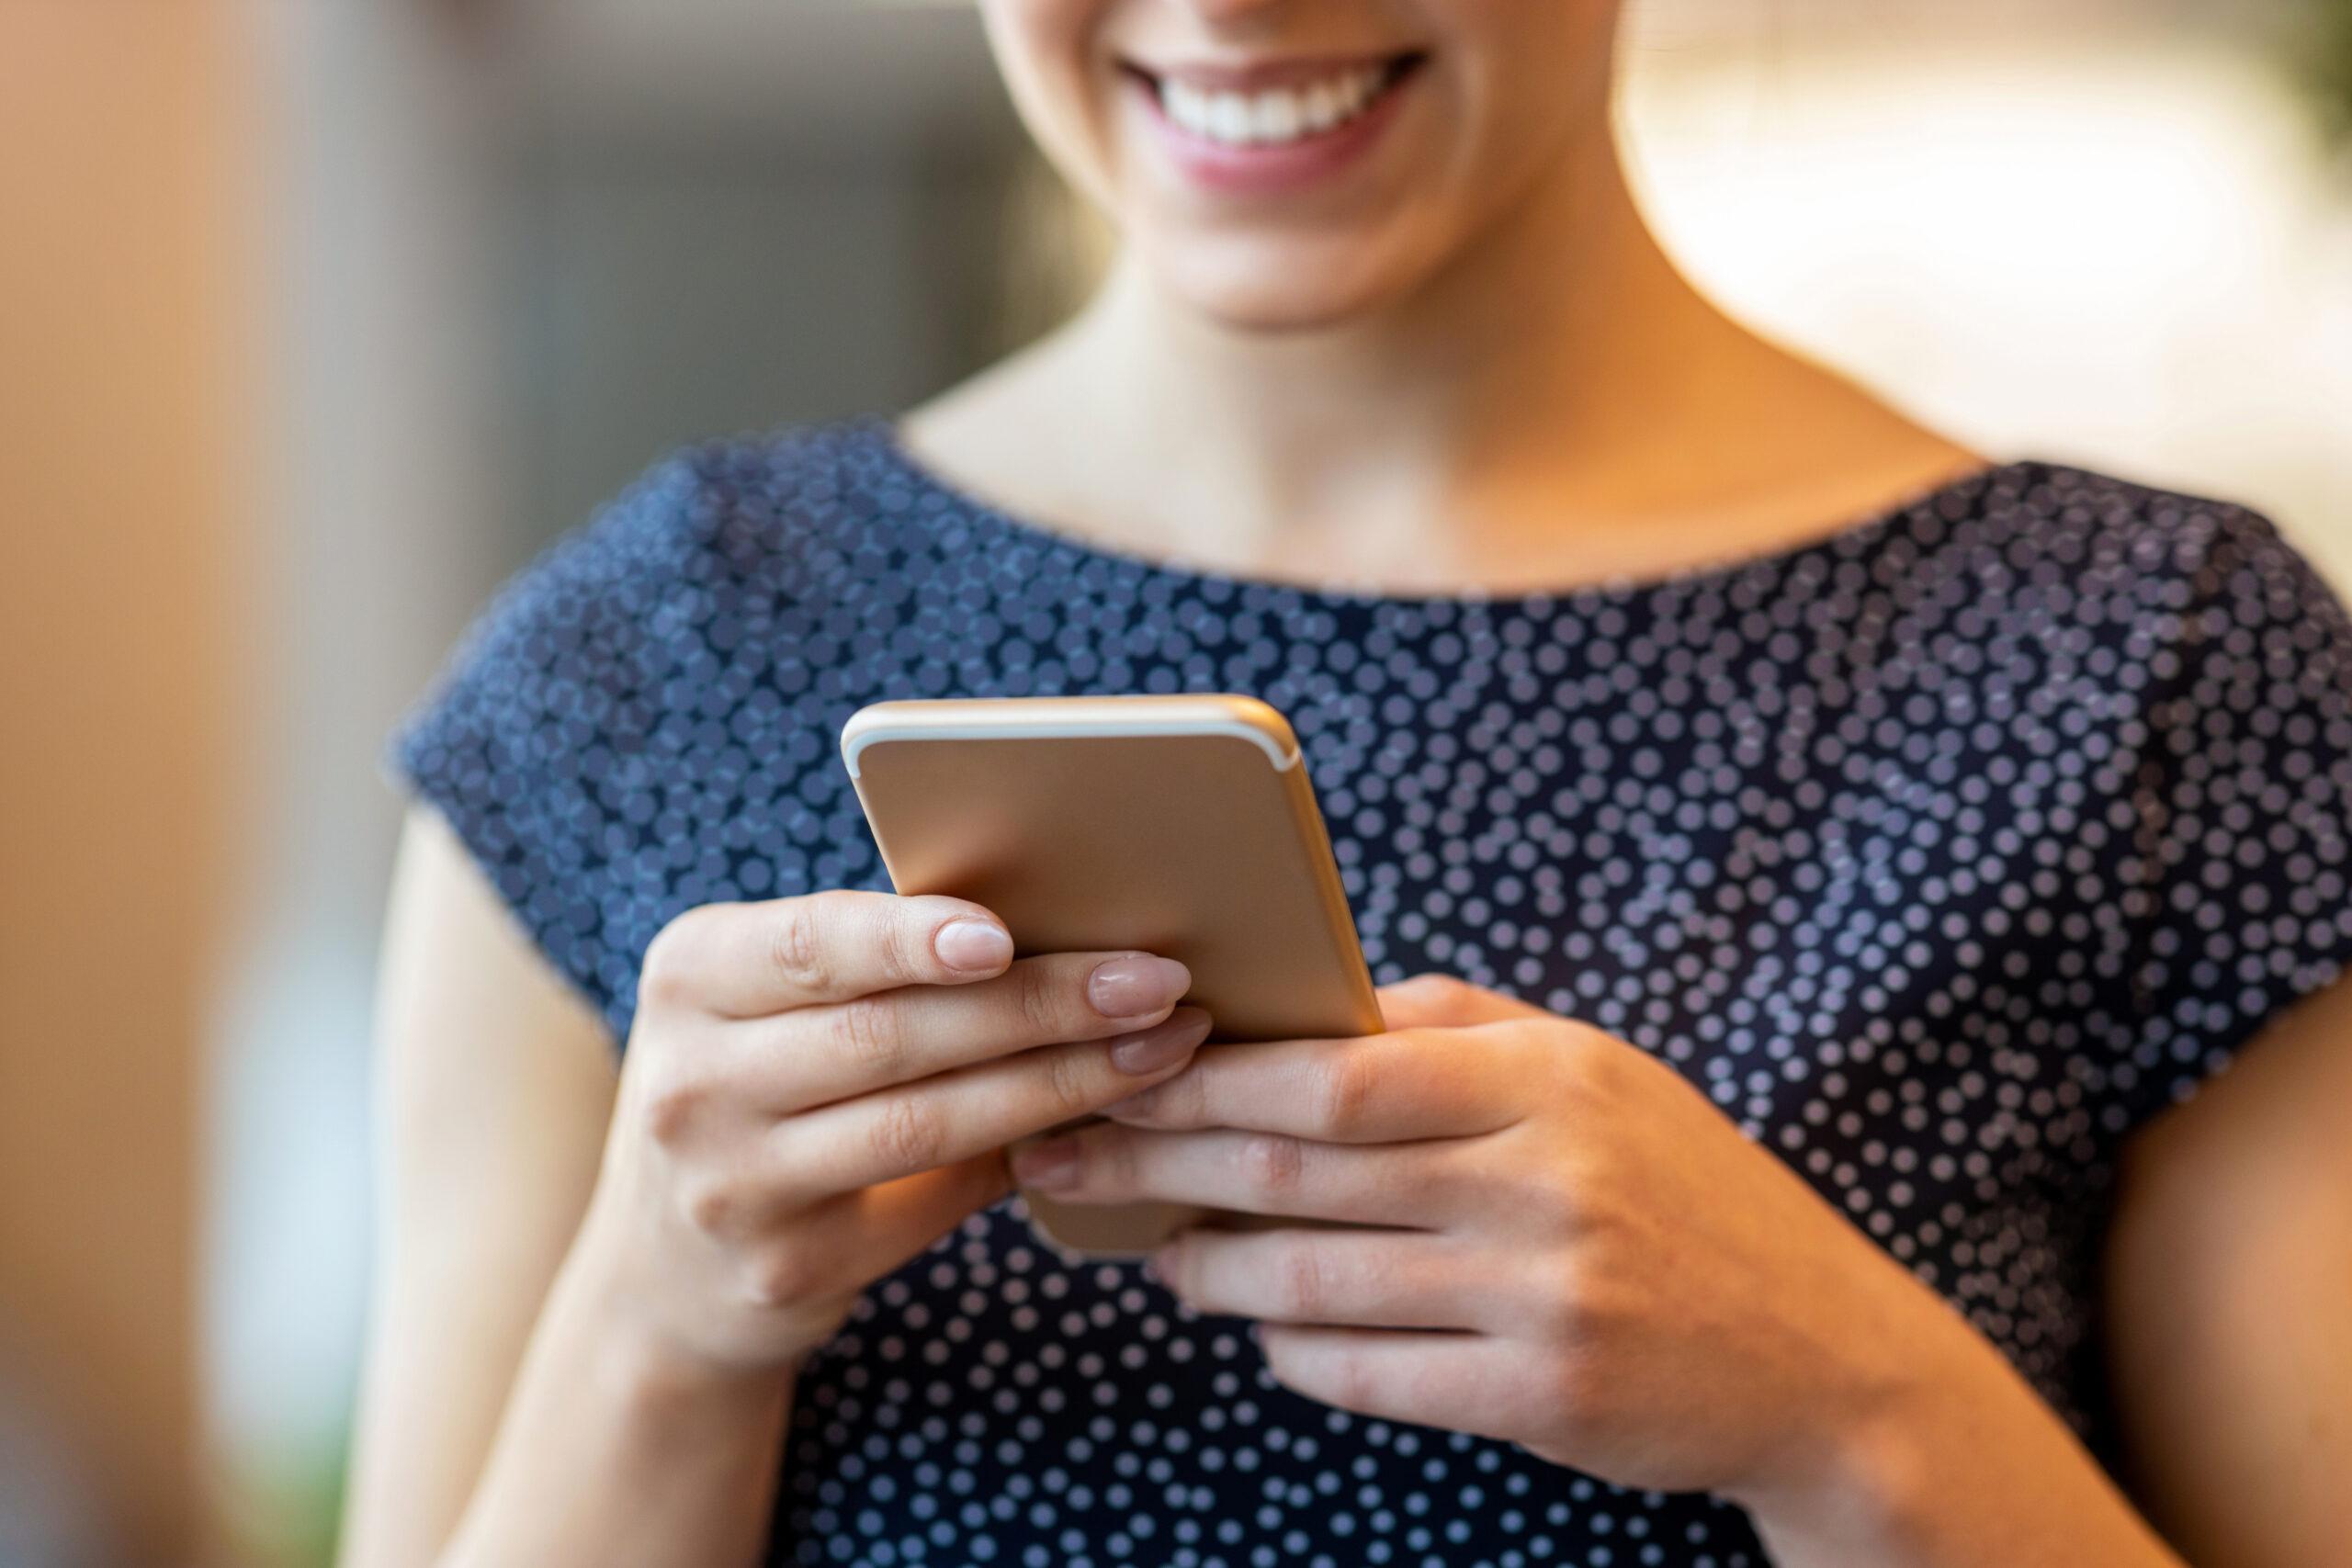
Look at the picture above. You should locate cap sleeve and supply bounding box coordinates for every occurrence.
[2111,503,2352,1130]
[387,451,729,1043]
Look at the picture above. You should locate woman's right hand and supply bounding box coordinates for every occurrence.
[563,889,1210,1381]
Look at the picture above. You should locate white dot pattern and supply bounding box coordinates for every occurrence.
[395,420,2352,1565]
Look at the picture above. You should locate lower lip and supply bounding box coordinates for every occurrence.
[1128,68,1417,197]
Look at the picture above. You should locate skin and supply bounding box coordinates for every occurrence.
[1020,984,2190,1564]
[340,1,2352,1564]
[349,813,1216,1566]
[911,0,1986,597]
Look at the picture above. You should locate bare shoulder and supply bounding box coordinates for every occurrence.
[2103,973,2352,1564]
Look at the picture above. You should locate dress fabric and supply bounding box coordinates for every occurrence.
[394,419,2352,1567]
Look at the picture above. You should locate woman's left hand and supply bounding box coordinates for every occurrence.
[1008,973,1982,1509]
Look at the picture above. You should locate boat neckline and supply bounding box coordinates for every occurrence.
[858,414,2031,611]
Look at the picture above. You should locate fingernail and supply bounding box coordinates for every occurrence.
[1109,1010,1210,1076]
[1012,1137,1078,1190]
[934,918,1013,973]
[1089,954,1190,1020]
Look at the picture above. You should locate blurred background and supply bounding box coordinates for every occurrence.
[1,0,2347,1562]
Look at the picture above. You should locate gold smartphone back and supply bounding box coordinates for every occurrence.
[841,694,1384,1255]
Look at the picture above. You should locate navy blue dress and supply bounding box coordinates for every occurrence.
[394,420,2352,1566]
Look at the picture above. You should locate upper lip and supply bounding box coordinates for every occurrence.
[1120,52,1418,92]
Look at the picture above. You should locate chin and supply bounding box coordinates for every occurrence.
[1139,225,1448,335]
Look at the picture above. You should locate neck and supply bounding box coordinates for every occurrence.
[906,104,1978,592]
[1057,117,1761,540]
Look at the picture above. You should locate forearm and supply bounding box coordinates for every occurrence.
[439,1252,797,1568]
[1735,1308,2186,1568]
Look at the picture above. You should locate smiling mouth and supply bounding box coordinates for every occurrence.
[1119,54,1426,151]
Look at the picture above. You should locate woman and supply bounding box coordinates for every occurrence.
[341,3,2352,1565]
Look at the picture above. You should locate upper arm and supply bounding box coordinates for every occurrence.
[2105,971,2352,1566]
[337,807,621,1568]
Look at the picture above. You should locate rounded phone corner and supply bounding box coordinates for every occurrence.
[839,700,918,780]
[1207,694,1303,773]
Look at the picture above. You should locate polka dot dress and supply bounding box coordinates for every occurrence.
[394,419,2352,1566]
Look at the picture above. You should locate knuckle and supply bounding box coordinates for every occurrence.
[1514,1152,1589,1241]
[869,1094,947,1174]
[742,1246,816,1310]
[1546,1145,1623,1235]
[1090,1127,1140,1196]
[1573,1168,1625,1235]
[1542,1337,1608,1426]
[1486,1018,1556,1086]
[682,1178,743,1239]
[1404,972,1474,1007]
[1538,1178,1588,1235]
[1557,1025,1629,1095]
[1540,1254,1598,1343]
[1118,1129,1155,1192]
[1240,1134,1306,1200]
[830,994,909,1078]
[1154,1070,1208,1129]
[1042,1042,1099,1120]
[766,897,835,993]
[1012,957,1072,1041]
[875,899,932,982]
[1537,1253,1634,1388]
[639,1066,707,1148]
[639,908,714,1006]
[1311,1049,1376,1138]
[1321,1346,1376,1413]
[1272,1243,1331,1320]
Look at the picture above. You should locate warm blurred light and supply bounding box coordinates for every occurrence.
[1621,28,2352,576]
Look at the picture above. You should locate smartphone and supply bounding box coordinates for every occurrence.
[839,694,1384,1258]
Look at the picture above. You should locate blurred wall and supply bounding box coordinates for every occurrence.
[207,8,1030,1560]
[1619,1,2352,581]
[0,2,254,1562]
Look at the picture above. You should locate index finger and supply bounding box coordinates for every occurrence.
[1100,1025,1529,1143]
[639,889,1014,1017]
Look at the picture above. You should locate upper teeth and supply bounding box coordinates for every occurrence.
[1159,67,1390,148]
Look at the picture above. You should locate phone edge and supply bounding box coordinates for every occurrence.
[840,694,1300,779]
